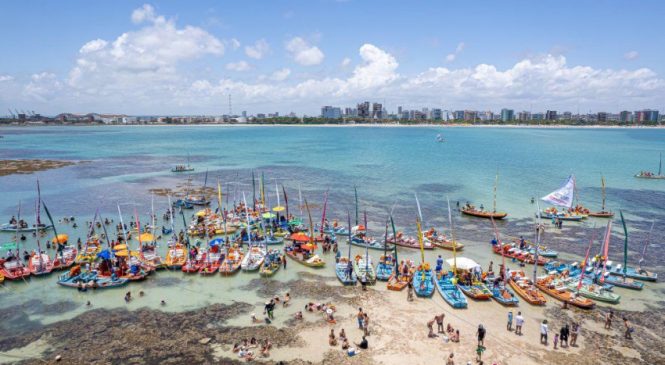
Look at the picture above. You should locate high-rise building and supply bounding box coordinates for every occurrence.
[463,110,477,122]
[518,111,531,121]
[545,110,557,120]
[321,106,342,119]
[397,106,402,115]
[357,102,370,118]
[597,112,608,123]
[619,111,632,123]
[453,110,464,120]
[372,103,383,119]
[562,111,572,120]
[500,108,514,122]
[634,109,659,123]
[431,108,443,121]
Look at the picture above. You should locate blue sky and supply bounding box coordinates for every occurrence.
[1,0,664,115]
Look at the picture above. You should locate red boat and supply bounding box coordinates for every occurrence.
[492,244,549,265]
[182,250,206,273]
[0,258,31,280]
[386,232,435,250]
[199,249,222,275]
[52,246,78,270]
[28,252,54,276]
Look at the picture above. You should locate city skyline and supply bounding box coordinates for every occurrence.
[1,1,665,115]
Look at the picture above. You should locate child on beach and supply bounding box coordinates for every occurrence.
[507,311,513,331]
[553,333,559,349]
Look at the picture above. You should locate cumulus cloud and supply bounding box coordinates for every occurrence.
[226,61,250,71]
[624,51,639,60]
[0,75,13,82]
[245,39,269,59]
[131,4,163,24]
[285,37,324,66]
[270,68,291,81]
[230,38,241,50]
[79,39,108,54]
[23,72,62,102]
[341,57,351,67]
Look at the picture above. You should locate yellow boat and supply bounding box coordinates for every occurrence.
[74,238,102,263]
[164,242,187,269]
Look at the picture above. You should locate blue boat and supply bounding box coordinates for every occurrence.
[607,263,658,282]
[434,272,467,308]
[348,236,390,250]
[376,255,394,281]
[335,257,357,285]
[57,271,129,289]
[594,271,644,290]
[172,199,194,209]
[489,283,519,306]
[412,268,434,297]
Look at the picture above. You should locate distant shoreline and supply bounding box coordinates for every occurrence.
[1,122,664,129]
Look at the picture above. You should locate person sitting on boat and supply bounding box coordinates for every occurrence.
[9,215,16,225]
[479,204,484,211]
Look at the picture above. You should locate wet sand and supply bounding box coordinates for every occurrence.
[2,272,663,365]
[0,159,79,177]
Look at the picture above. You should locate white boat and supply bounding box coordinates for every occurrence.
[241,246,266,271]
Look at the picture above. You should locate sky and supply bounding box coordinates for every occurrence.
[0,0,664,116]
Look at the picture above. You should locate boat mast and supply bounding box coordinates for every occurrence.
[577,229,595,293]
[493,172,498,213]
[415,193,425,265]
[14,201,22,270]
[364,211,369,271]
[446,197,457,277]
[347,211,352,261]
[490,216,505,279]
[599,221,612,283]
[35,181,44,270]
[242,192,253,247]
[532,202,542,288]
[354,186,359,225]
[390,215,398,274]
[639,221,654,269]
[619,210,628,276]
[320,190,329,238]
[305,199,315,247]
[218,181,228,245]
[601,175,606,211]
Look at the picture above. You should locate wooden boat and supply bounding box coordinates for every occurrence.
[387,273,409,291]
[172,166,194,173]
[0,223,52,232]
[219,246,244,275]
[28,252,54,276]
[52,246,77,270]
[510,238,557,258]
[315,223,349,236]
[57,269,129,289]
[349,236,389,250]
[259,249,283,277]
[607,263,657,282]
[507,270,546,305]
[335,257,356,285]
[164,242,187,269]
[75,238,102,263]
[140,245,165,270]
[181,250,206,273]
[353,255,376,285]
[635,153,665,179]
[241,245,266,271]
[595,271,643,290]
[375,255,394,281]
[492,243,549,265]
[0,258,31,280]
[199,250,222,275]
[386,232,435,250]
[412,266,434,297]
[0,273,4,284]
[562,277,620,304]
[242,235,284,245]
[461,207,507,220]
[285,232,325,243]
[284,247,326,268]
[535,274,595,309]
[424,229,464,250]
[434,272,467,308]
[457,282,493,300]
[538,207,586,221]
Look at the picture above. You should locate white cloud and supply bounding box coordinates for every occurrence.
[624,51,639,60]
[0,75,13,82]
[23,72,62,102]
[245,39,269,59]
[285,37,324,66]
[230,38,241,50]
[131,4,164,24]
[446,41,465,63]
[226,61,250,71]
[79,39,108,54]
[270,68,291,81]
[341,57,351,67]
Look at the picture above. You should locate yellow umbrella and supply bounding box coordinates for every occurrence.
[195,210,208,217]
[52,234,69,244]
[272,206,285,212]
[138,233,154,242]
[114,250,129,257]
[113,244,128,251]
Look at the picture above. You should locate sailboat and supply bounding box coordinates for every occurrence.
[284,199,325,267]
[539,175,587,221]
[411,194,434,297]
[592,221,643,290]
[487,218,519,306]
[461,173,508,219]
[635,153,665,179]
[434,198,467,308]
[353,212,376,285]
[375,217,394,281]
[605,212,658,282]
[588,175,614,218]
[171,152,194,173]
[507,207,547,305]
[1,202,31,280]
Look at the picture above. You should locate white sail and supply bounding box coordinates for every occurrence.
[541,175,575,208]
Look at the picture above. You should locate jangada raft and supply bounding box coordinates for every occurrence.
[259,249,283,277]
[535,274,595,309]
[386,232,435,250]
[460,206,507,220]
[0,258,31,280]
[219,246,243,275]
[412,264,434,297]
[28,252,54,276]
[434,271,467,309]
[353,254,376,285]
[424,228,464,251]
[507,270,547,306]
[164,242,187,269]
[491,242,549,265]
[241,245,266,271]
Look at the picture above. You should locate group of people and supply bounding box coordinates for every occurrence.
[232,337,273,361]
[540,319,580,348]
[604,309,634,340]
[426,313,460,343]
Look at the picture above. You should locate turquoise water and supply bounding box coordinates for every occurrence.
[0,126,664,332]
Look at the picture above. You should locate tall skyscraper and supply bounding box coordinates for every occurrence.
[372,103,383,119]
[500,108,514,122]
[545,110,557,120]
[357,102,370,118]
[321,106,342,119]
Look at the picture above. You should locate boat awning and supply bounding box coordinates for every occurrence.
[446,257,480,271]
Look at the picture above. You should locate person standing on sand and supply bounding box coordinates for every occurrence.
[436,314,445,333]
[357,308,364,329]
[604,309,614,329]
[570,322,579,346]
[363,313,370,336]
[515,311,524,335]
[476,324,486,346]
[407,281,414,301]
[623,317,633,340]
[540,320,549,345]
[560,324,569,348]
[427,318,437,338]
[553,333,559,349]
[446,352,455,365]
[507,311,513,331]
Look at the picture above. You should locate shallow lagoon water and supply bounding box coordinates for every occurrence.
[0,125,664,335]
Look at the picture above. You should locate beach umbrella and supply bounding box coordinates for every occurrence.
[262,212,276,219]
[52,234,69,244]
[289,232,310,242]
[114,250,129,257]
[445,257,480,271]
[195,210,208,217]
[209,238,223,246]
[113,244,128,251]
[97,250,111,260]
